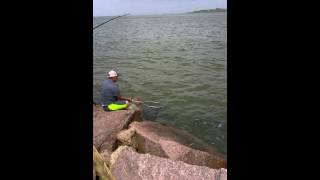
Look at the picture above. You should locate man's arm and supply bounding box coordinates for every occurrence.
[118,95,132,102]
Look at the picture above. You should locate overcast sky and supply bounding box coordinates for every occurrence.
[93,0,227,16]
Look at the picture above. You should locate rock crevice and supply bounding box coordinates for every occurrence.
[93,105,227,180]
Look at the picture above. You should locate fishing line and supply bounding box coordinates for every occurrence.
[93,14,129,30]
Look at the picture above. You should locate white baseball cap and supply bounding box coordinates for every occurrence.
[107,70,118,77]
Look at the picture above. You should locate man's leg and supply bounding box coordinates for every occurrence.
[107,103,129,111]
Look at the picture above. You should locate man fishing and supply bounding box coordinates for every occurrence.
[100,70,133,111]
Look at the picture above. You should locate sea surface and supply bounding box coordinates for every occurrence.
[93,12,227,156]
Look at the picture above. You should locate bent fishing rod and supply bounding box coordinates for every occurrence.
[93,14,129,105]
[131,100,163,108]
[93,14,129,30]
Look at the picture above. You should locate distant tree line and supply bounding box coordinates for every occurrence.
[192,8,227,13]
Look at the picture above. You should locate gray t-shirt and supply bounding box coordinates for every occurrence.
[100,79,120,106]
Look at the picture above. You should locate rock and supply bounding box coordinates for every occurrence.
[100,149,112,167]
[129,121,227,169]
[128,103,140,111]
[116,128,138,148]
[111,146,227,180]
[110,145,136,165]
[93,105,142,152]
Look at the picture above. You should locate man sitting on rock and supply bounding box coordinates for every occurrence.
[100,70,133,111]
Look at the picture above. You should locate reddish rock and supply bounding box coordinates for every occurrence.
[111,146,227,180]
[93,105,142,152]
[129,121,227,169]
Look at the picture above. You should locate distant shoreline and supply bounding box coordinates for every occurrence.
[191,8,227,13]
[93,9,227,18]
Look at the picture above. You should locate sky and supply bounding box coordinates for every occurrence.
[93,0,227,16]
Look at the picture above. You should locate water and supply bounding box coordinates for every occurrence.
[93,12,227,156]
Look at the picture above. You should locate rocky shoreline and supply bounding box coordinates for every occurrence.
[93,105,227,180]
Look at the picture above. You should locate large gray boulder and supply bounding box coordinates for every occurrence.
[93,105,142,162]
[126,121,227,169]
[111,146,227,180]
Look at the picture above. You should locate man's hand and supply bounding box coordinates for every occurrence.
[118,95,133,102]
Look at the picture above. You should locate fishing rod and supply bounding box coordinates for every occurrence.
[131,100,159,104]
[93,14,129,30]
[131,99,163,109]
[93,14,129,104]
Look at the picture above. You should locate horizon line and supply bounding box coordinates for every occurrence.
[93,8,227,17]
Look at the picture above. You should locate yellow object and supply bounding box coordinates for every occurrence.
[93,146,115,180]
[108,103,128,111]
